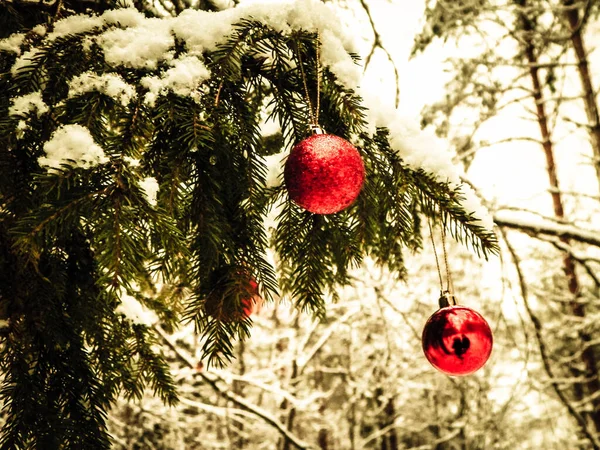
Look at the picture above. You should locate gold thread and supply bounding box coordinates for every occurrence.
[315,30,321,125]
[427,215,444,292]
[440,216,453,294]
[295,32,321,127]
[296,40,315,125]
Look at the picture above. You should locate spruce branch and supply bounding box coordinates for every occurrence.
[402,166,499,258]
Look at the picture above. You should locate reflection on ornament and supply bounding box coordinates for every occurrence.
[422,305,493,376]
[284,132,365,214]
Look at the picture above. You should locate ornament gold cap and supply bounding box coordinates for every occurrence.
[309,124,326,135]
[439,290,457,308]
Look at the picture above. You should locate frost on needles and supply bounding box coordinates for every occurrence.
[0,1,498,447]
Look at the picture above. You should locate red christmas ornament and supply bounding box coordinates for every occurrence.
[241,279,261,318]
[205,271,262,321]
[284,129,365,214]
[422,305,493,376]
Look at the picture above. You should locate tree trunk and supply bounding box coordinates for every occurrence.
[280,317,300,450]
[317,404,329,450]
[382,397,399,450]
[517,0,600,434]
[562,0,600,191]
[232,339,247,449]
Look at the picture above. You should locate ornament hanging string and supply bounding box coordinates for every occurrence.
[440,217,453,294]
[296,31,321,127]
[427,213,455,306]
[427,216,444,292]
[315,31,321,124]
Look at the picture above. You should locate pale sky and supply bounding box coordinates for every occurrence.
[240,0,600,231]
[354,0,600,222]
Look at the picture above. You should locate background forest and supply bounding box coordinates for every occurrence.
[1,0,600,449]
[104,0,600,447]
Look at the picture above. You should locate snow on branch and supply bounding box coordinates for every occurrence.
[68,72,137,106]
[39,124,108,170]
[495,210,600,248]
[5,0,493,229]
[9,92,49,118]
[0,33,26,55]
[141,55,211,106]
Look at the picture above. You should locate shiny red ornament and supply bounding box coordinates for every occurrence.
[422,305,493,376]
[284,133,365,214]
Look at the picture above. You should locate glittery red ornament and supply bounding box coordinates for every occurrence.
[422,305,493,376]
[284,132,365,214]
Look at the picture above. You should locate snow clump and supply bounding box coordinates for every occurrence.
[116,293,157,326]
[9,92,49,118]
[69,72,137,106]
[47,14,104,41]
[141,56,210,106]
[0,33,26,55]
[39,124,108,170]
[98,17,174,69]
[139,177,159,206]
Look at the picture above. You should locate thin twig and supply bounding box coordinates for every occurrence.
[537,235,600,288]
[214,79,224,107]
[359,0,400,108]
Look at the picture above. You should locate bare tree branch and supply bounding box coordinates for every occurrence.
[500,230,600,449]
[153,325,316,450]
[537,235,600,287]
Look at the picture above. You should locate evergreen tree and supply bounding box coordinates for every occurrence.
[0,0,497,447]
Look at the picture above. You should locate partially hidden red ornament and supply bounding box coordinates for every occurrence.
[205,270,262,321]
[284,127,365,214]
[422,301,493,376]
[241,279,261,317]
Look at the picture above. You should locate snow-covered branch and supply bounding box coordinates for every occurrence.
[494,210,600,248]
